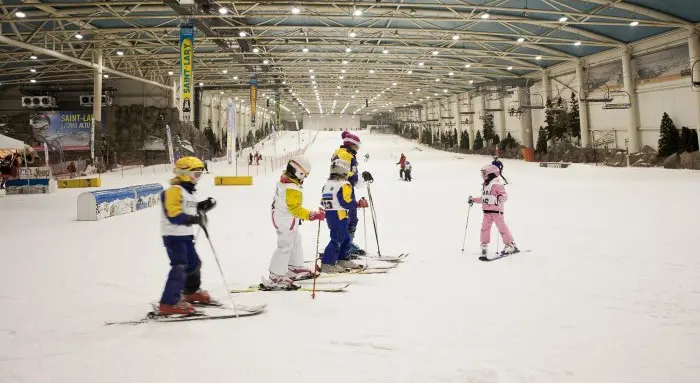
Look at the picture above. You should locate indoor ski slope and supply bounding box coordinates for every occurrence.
[1,130,699,383]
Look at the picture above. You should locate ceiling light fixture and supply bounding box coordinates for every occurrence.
[168,71,174,76]
[465,63,471,68]
[383,49,389,54]
[253,48,260,53]
[559,16,568,22]
[263,59,269,64]
[517,37,525,43]
[291,6,300,14]
[303,47,309,53]
[345,47,352,53]
[222,69,228,74]
[452,34,460,40]
[507,66,513,70]
[75,33,83,40]
[349,32,357,38]
[481,13,490,19]
[574,41,582,46]
[218,7,228,15]
[29,68,36,73]
[30,79,36,83]
[116,50,124,56]
[239,31,247,37]
[535,55,542,60]
[30,55,37,60]
[15,11,26,18]
[104,74,109,79]
[630,21,639,26]
[353,9,362,16]
[432,50,439,55]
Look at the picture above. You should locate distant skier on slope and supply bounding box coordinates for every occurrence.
[320,156,368,272]
[264,156,325,289]
[403,161,412,182]
[492,156,508,184]
[468,164,518,259]
[158,156,217,315]
[397,153,406,179]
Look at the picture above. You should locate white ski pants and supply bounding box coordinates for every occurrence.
[269,226,304,276]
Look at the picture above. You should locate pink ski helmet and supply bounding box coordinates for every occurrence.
[481,164,500,180]
[341,131,361,148]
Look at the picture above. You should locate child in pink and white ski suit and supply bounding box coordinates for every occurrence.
[469,164,518,256]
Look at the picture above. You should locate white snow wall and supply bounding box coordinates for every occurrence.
[200,91,275,142]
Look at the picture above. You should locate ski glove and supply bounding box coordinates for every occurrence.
[358,197,369,208]
[362,171,374,182]
[309,209,326,221]
[197,197,217,213]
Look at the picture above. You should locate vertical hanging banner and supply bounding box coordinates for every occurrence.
[165,124,175,164]
[179,24,194,122]
[90,117,95,161]
[43,142,49,167]
[250,75,257,124]
[275,93,281,130]
[226,99,236,165]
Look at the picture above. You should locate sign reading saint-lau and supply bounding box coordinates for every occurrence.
[180,24,194,122]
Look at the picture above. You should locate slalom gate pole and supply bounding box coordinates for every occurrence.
[311,219,322,299]
[200,215,239,318]
[460,204,472,253]
[366,182,381,257]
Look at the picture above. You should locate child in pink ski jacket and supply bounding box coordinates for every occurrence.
[469,164,518,257]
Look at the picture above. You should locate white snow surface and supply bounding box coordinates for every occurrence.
[1,130,700,383]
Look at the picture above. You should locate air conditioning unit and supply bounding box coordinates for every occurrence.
[79,94,113,106]
[22,96,56,108]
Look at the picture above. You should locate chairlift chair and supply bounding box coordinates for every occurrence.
[602,89,631,110]
[692,61,700,91]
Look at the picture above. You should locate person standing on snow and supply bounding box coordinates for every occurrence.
[397,153,406,179]
[331,131,371,256]
[403,161,413,182]
[469,164,518,259]
[158,156,217,315]
[264,156,325,289]
[319,157,368,272]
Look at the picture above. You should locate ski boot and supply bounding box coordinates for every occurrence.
[158,300,195,315]
[320,263,347,273]
[348,242,366,257]
[183,289,211,304]
[337,259,363,270]
[501,243,519,255]
[261,273,296,290]
[286,265,315,281]
[479,244,489,261]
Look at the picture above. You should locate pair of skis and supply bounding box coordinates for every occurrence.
[477,249,531,262]
[105,301,267,326]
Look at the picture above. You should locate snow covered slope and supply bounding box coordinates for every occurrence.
[1,130,699,383]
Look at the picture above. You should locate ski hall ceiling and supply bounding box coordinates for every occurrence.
[0,0,698,115]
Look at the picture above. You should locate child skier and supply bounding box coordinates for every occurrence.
[492,156,508,184]
[159,156,217,315]
[264,156,326,289]
[468,164,518,259]
[332,131,367,256]
[320,157,368,272]
[404,161,412,182]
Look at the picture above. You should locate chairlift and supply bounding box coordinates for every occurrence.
[507,102,522,118]
[602,89,631,110]
[478,110,495,120]
[692,61,700,91]
[520,93,545,110]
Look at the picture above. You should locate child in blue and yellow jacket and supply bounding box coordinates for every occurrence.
[320,157,368,272]
[158,156,216,315]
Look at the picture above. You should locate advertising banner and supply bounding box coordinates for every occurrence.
[29,111,105,151]
[275,93,281,130]
[165,124,175,164]
[180,25,194,122]
[250,76,257,124]
[226,100,236,165]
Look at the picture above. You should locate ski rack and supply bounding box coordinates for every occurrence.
[602,89,631,110]
[692,60,700,91]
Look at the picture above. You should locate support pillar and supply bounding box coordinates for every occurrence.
[455,94,462,148]
[622,48,640,152]
[498,97,506,140]
[576,61,591,147]
[519,87,534,148]
[171,81,177,109]
[468,93,475,149]
[688,31,700,130]
[542,69,554,147]
[92,49,102,163]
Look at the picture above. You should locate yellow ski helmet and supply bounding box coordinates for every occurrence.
[174,156,205,183]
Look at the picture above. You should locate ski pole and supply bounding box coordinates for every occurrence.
[362,206,368,269]
[311,219,322,299]
[366,182,381,257]
[199,214,239,318]
[460,204,472,253]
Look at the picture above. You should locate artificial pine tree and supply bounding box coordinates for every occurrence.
[474,131,484,150]
[460,130,470,150]
[482,113,496,145]
[657,112,680,156]
[536,127,548,154]
[691,129,699,152]
[569,93,581,141]
[680,127,692,153]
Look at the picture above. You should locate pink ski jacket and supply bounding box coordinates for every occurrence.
[472,181,508,213]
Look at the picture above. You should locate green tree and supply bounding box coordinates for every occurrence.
[460,130,470,150]
[657,112,680,156]
[569,93,580,141]
[482,113,496,145]
[474,131,484,150]
[536,127,548,154]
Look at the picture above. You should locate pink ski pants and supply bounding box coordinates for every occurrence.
[480,212,514,245]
